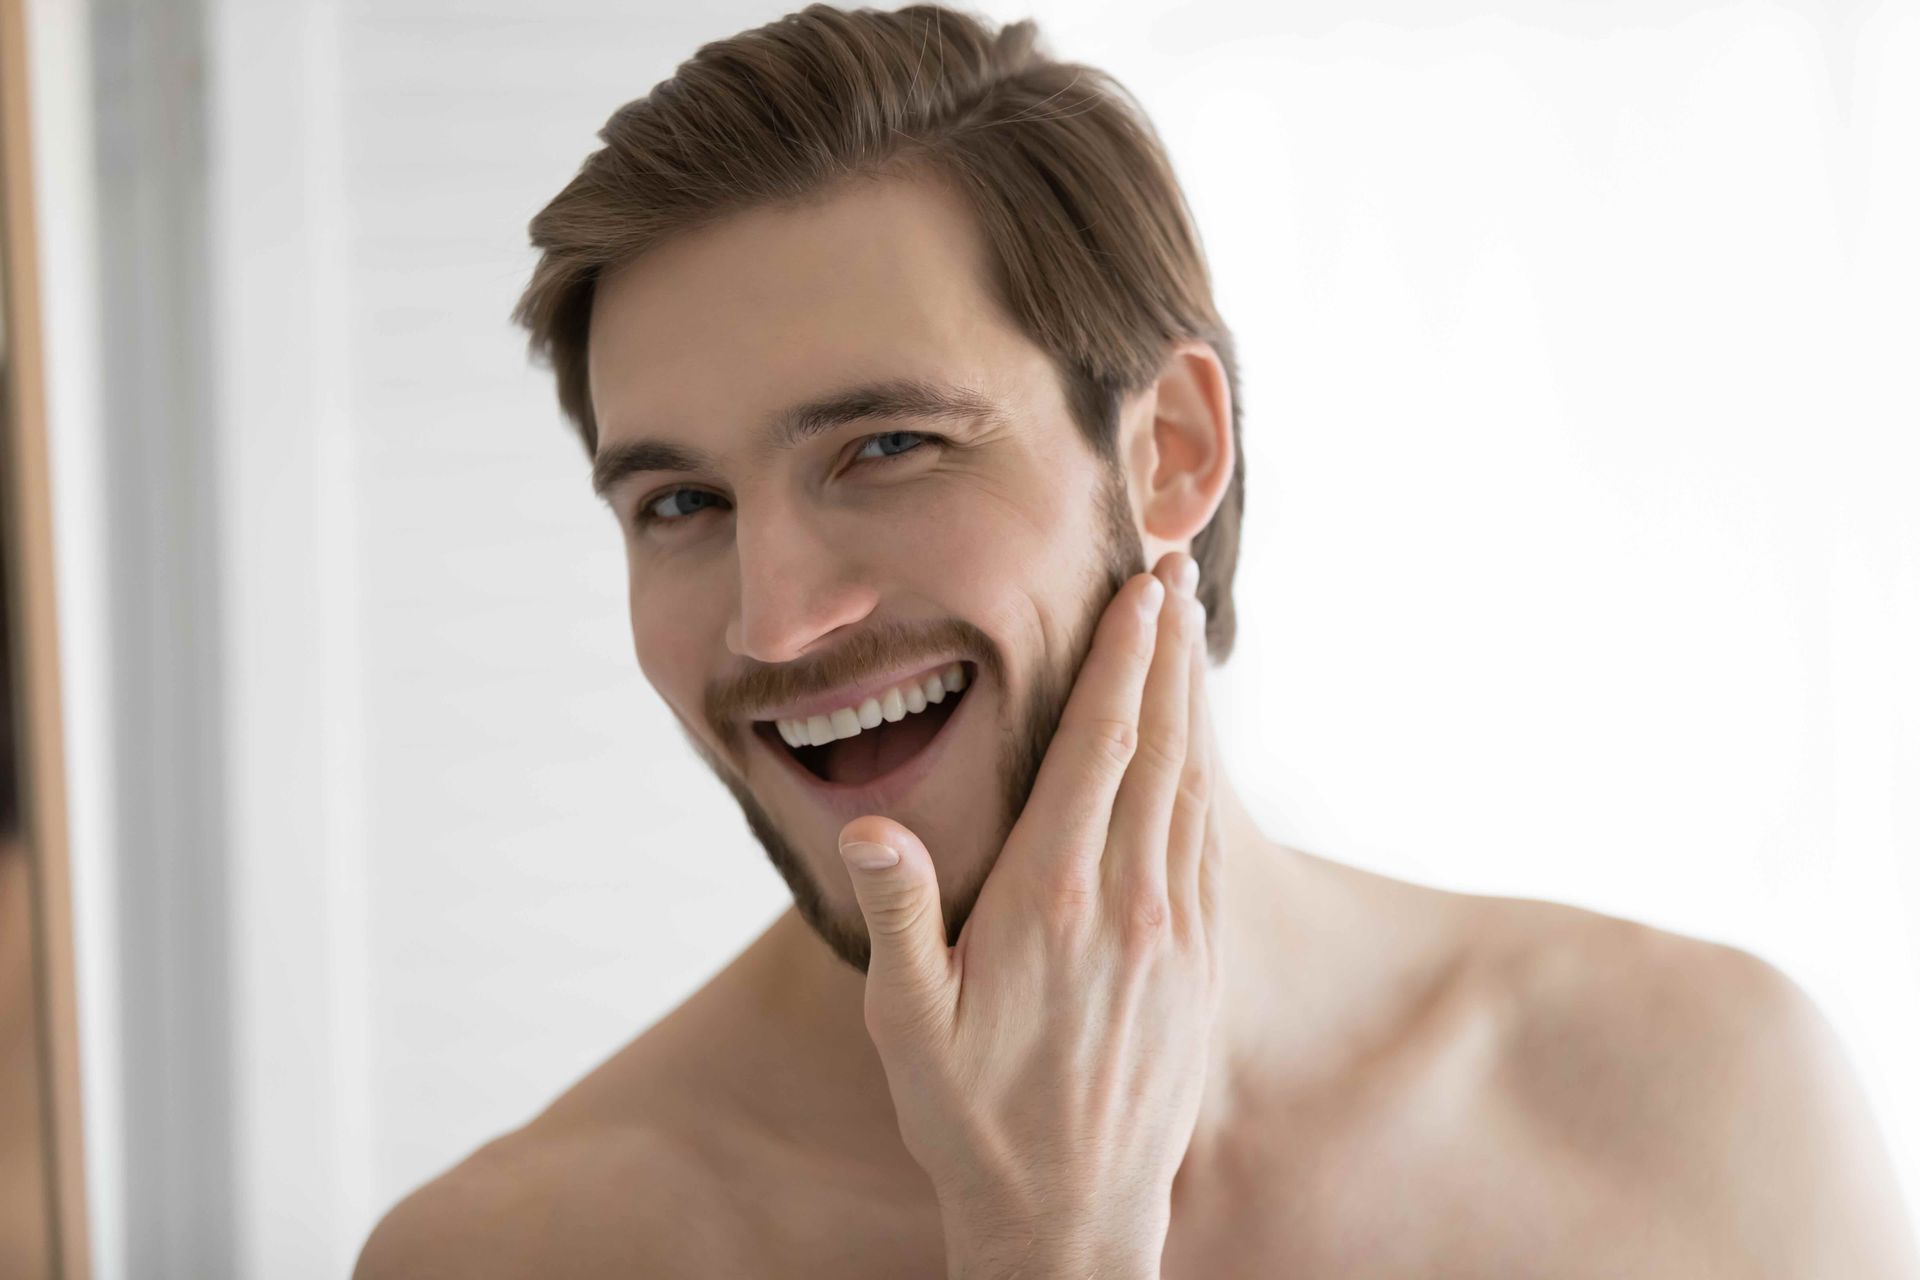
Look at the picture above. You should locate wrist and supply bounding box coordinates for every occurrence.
[941,1206,1165,1280]
[946,1242,1159,1280]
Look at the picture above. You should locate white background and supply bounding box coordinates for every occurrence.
[26,1,1919,1276]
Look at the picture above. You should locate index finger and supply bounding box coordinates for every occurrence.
[1003,570,1165,879]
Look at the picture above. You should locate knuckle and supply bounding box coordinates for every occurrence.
[861,889,931,938]
[1116,885,1171,945]
[1041,867,1101,934]
[1072,715,1139,772]
[1131,731,1184,781]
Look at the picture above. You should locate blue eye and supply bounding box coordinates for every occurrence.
[854,430,930,461]
[631,432,937,534]
[641,487,726,524]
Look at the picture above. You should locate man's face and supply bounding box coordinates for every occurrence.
[587,171,1145,972]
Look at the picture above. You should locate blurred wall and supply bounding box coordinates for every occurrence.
[26,1,1920,1277]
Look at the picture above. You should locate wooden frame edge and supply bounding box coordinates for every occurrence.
[1,0,95,1275]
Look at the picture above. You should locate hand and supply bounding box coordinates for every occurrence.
[835,550,1223,1280]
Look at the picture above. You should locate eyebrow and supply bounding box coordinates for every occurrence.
[590,377,1006,500]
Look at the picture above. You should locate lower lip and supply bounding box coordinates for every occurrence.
[757,679,977,816]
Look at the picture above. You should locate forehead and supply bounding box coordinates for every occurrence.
[587,170,1041,451]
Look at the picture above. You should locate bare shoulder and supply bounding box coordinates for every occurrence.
[353,922,809,1278]
[351,1101,745,1279]
[1466,895,1918,1274]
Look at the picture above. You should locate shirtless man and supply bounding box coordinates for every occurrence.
[354,5,1918,1275]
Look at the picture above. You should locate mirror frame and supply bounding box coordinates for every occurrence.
[1,0,92,1272]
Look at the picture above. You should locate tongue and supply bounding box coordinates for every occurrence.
[819,700,952,786]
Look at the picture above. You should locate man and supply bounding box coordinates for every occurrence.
[356,4,1918,1275]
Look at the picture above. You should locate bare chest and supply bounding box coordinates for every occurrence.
[700,1116,1691,1279]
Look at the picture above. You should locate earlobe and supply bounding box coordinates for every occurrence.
[1138,340,1234,546]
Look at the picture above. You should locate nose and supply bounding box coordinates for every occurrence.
[725,499,878,664]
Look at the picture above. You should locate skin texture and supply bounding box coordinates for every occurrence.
[354,171,1920,1278]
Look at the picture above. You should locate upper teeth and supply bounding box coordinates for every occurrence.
[775,663,968,749]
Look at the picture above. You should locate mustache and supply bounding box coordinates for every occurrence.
[704,616,1005,741]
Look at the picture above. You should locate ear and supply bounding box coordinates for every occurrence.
[1119,339,1235,557]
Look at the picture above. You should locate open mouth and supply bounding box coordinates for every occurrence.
[753,661,975,790]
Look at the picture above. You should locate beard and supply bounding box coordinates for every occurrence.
[689,466,1145,974]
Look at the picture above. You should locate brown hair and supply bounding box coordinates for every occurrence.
[512,2,1246,658]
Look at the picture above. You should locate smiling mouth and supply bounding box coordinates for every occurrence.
[753,662,974,789]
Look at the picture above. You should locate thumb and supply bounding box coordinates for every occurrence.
[838,815,953,1026]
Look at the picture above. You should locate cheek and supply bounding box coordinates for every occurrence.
[899,471,1101,687]
[628,569,730,721]
[895,461,1088,597]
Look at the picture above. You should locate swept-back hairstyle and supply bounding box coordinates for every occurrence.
[513,2,1246,657]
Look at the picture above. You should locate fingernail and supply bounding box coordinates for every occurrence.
[841,840,900,870]
[1177,555,1200,596]
[1139,575,1166,618]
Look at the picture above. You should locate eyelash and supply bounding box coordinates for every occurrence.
[630,430,940,530]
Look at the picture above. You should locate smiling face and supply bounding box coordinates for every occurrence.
[587,168,1148,972]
